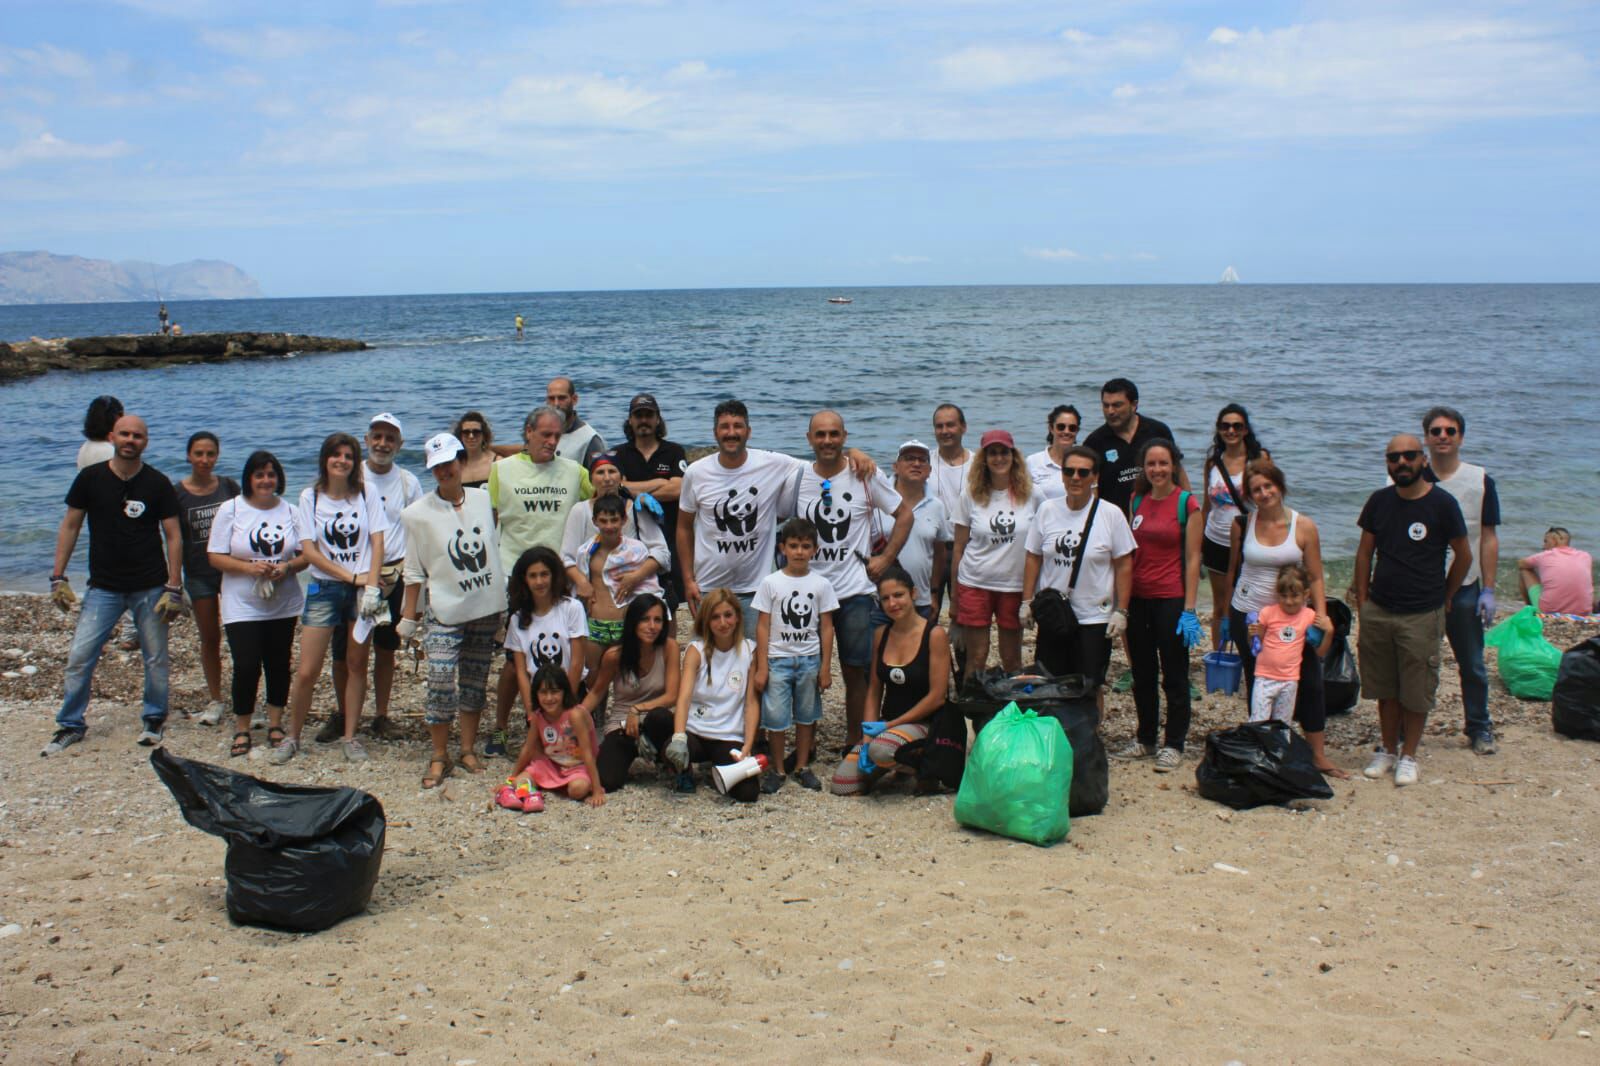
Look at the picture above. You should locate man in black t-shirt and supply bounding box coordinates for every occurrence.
[612,393,688,610]
[43,415,185,757]
[1350,435,1471,788]
[1082,377,1187,513]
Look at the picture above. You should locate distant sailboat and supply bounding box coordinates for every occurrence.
[1219,266,1240,284]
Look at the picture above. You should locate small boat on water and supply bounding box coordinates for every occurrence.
[827,296,853,304]
[1219,266,1240,284]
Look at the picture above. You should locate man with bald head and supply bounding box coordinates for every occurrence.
[546,377,607,467]
[1349,434,1471,787]
[43,414,185,755]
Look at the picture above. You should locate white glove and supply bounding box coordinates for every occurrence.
[396,617,419,641]
[1106,608,1127,640]
[665,732,690,771]
[253,576,278,601]
[359,585,384,620]
[1019,600,1034,630]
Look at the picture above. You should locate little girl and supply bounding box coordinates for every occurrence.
[1246,564,1331,723]
[500,664,606,810]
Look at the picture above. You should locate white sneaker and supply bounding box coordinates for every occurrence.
[1362,748,1396,779]
[1394,755,1420,787]
[136,723,165,747]
[1111,740,1155,760]
[268,737,299,766]
[1153,747,1182,772]
[197,700,227,727]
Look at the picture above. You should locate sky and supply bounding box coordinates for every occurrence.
[2,0,1597,295]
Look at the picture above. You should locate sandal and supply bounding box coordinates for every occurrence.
[230,731,252,758]
[268,726,286,747]
[422,755,453,789]
[458,751,486,775]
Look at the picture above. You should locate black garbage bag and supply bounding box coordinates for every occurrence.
[1322,599,1360,715]
[1030,589,1078,677]
[151,748,386,932]
[1194,720,1334,810]
[959,666,1109,817]
[891,700,968,791]
[1552,637,1600,741]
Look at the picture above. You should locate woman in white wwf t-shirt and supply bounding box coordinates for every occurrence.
[952,429,1038,675]
[205,450,308,759]
[272,432,389,766]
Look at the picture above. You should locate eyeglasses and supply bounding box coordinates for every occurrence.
[1427,426,1459,437]
[899,455,929,465]
[1063,468,1095,479]
[1218,421,1247,432]
[1053,422,1079,433]
[459,427,483,437]
[1385,450,1422,463]
[819,478,833,509]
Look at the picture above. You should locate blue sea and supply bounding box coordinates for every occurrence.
[2,284,1596,592]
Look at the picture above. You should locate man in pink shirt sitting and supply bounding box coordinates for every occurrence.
[1519,527,1595,615]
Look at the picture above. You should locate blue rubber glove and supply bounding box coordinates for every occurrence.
[1477,587,1496,627]
[1218,617,1230,648]
[861,721,888,738]
[1245,611,1262,656]
[1176,609,1203,650]
[858,744,877,773]
[857,721,888,773]
[635,492,664,519]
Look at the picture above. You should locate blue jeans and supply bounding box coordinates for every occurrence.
[833,593,876,668]
[1445,579,1492,739]
[56,586,169,733]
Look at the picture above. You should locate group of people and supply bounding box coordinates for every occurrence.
[43,376,1581,807]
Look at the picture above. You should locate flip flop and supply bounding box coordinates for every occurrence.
[230,731,252,758]
[422,754,453,789]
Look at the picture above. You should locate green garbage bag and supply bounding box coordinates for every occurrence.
[1485,606,1563,700]
[953,702,1073,847]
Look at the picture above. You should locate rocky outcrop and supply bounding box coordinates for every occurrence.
[0,333,367,384]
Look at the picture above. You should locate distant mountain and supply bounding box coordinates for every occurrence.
[0,251,263,305]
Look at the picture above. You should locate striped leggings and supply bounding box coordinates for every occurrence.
[422,612,499,725]
[829,722,930,796]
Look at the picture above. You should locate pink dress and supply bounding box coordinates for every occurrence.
[527,707,592,790]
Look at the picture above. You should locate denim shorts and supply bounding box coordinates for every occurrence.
[184,570,222,601]
[834,593,876,668]
[302,579,358,629]
[761,653,822,731]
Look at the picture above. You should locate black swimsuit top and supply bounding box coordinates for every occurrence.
[463,479,488,490]
[876,619,934,722]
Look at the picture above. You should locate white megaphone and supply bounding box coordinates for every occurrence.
[711,753,770,794]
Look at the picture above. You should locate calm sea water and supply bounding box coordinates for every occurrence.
[2,284,1595,592]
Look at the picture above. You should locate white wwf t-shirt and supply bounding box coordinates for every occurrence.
[1025,451,1066,502]
[1025,498,1137,623]
[680,449,802,593]
[897,495,950,607]
[752,569,840,659]
[685,638,754,742]
[504,598,588,675]
[294,484,391,583]
[794,466,900,600]
[206,497,305,625]
[956,489,1038,593]
[365,462,424,564]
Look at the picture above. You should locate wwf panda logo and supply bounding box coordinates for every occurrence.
[447,526,489,573]
[889,667,906,685]
[805,492,853,544]
[1407,522,1427,541]
[1052,528,1082,563]
[712,486,760,536]
[989,510,1016,538]
[1277,625,1297,643]
[530,630,565,669]
[249,521,287,558]
[324,510,363,551]
[542,725,559,746]
[779,589,815,631]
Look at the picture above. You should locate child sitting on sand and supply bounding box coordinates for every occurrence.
[1246,564,1331,723]
[499,664,606,810]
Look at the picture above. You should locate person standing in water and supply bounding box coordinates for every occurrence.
[515,314,524,339]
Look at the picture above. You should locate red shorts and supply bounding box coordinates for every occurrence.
[954,584,1023,630]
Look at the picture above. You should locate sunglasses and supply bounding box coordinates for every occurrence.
[819,478,833,509]
[1428,426,1459,437]
[459,427,483,437]
[1053,422,1079,433]
[1218,421,1247,432]
[1385,450,1423,463]
[1063,468,1095,479]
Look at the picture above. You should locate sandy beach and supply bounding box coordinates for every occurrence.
[2,594,1597,1064]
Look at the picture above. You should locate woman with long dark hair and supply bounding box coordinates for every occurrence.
[451,411,495,489]
[579,593,680,791]
[1024,404,1081,502]
[174,431,239,725]
[1201,404,1268,650]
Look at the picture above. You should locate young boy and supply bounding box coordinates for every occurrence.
[580,495,663,676]
[753,517,839,793]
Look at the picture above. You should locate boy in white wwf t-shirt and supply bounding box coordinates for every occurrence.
[752,517,839,793]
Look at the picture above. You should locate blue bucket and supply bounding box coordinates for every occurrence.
[1202,650,1243,695]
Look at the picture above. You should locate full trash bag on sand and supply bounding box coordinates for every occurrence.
[1552,637,1600,741]
[1485,606,1563,700]
[1321,599,1360,714]
[1194,720,1334,811]
[152,748,385,932]
[958,667,1109,817]
[954,702,1073,847]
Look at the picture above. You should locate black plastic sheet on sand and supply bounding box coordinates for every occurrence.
[151,748,385,932]
[1195,720,1334,810]
[959,666,1109,817]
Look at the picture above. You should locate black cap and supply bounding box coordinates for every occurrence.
[629,393,659,414]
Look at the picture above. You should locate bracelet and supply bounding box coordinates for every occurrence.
[164,584,182,593]
[50,574,66,583]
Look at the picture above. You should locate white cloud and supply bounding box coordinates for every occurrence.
[938,25,1182,89]
[199,26,342,61]
[890,253,931,264]
[0,131,134,170]
[1208,27,1241,46]
[665,60,731,84]
[2,44,97,80]
[1026,247,1085,261]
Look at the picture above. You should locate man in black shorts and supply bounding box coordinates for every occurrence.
[1083,377,1187,512]
[612,393,687,612]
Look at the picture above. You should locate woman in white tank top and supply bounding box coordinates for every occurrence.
[1202,404,1268,648]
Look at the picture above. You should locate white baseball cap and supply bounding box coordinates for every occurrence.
[369,412,403,434]
[897,439,932,457]
[424,432,464,469]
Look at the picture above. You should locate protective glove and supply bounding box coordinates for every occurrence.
[858,743,878,774]
[50,577,77,613]
[1476,587,1496,627]
[1175,609,1203,650]
[664,732,690,771]
[861,721,889,738]
[395,617,419,641]
[635,731,658,764]
[1245,611,1262,656]
[1218,617,1230,648]
[1106,608,1127,640]
[1019,600,1034,630]
[635,492,664,520]
[359,585,384,620]
[252,575,278,601]
[155,588,189,623]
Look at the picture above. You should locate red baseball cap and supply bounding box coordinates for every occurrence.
[979,429,1015,450]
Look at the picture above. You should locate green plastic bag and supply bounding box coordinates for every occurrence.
[1485,606,1563,700]
[954,702,1073,847]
